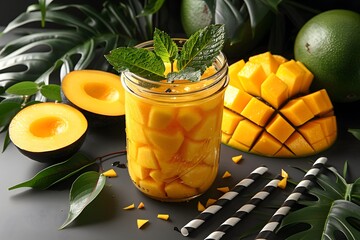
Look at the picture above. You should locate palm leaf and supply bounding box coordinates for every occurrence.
[276,165,360,239]
[0,1,152,99]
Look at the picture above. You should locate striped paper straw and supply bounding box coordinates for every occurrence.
[204,174,284,240]
[180,166,268,237]
[255,156,328,240]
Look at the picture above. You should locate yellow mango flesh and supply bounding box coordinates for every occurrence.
[222,51,337,158]
[124,69,224,200]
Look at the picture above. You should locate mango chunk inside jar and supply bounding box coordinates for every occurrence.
[123,66,227,201]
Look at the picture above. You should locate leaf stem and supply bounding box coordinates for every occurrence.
[345,183,354,202]
[95,150,127,162]
[95,150,127,173]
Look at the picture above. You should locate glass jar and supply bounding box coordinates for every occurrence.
[121,39,229,202]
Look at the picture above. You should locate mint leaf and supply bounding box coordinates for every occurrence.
[177,24,225,73]
[105,47,165,81]
[59,171,106,229]
[104,24,225,82]
[167,68,201,82]
[154,28,178,63]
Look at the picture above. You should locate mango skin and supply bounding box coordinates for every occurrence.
[222,52,337,158]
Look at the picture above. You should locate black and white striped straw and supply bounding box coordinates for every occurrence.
[255,156,328,240]
[180,166,268,237]
[205,174,284,240]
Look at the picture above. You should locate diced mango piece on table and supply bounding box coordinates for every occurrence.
[137,219,149,229]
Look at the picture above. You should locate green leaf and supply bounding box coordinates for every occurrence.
[244,0,273,37]
[167,68,201,82]
[214,0,246,40]
[9,152,96,190]
[105,47,165,81]
[276,165,360,239]
[5,81,39,96]
[278,200,360,239]
[59,171,106,229]
[138,0,165,16]
[349,129,360,141]
[0,1,152,98]
[40,84,62,101]
[350,178,360,206]
[153,28,178,63]
[0,102,22,127]
[177,24,225,73]
[2,130,11,153]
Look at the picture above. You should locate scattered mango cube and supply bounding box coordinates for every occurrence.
[278,169,289,189]
[206,198,217,207]
[222,171,232,178]
[197,201,205,212]
[137,202,145,209]
[123,203,135,210]
[137,219,149,229]
[232,154,243,164]
[157,214,170,221]
[102,168,117,177]
[217,187,230,193]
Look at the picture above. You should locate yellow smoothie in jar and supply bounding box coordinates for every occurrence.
[122,58,228,201]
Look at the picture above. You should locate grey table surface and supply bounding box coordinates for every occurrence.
[1,100,360,240]
[1,29,360,240]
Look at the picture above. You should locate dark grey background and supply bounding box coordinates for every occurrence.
[1,1,360,240]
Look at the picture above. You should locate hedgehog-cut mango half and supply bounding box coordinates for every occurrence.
[221,52,337,158]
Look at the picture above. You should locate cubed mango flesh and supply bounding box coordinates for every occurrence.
[221,52,337,158]
[125,78,224,200]
[238,61,267,96]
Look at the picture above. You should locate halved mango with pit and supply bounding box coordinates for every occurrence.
[222,51,337,158]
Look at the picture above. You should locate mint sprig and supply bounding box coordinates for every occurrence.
[105,24,225,82]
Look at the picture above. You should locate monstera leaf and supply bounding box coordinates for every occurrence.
[276,165,360,239]
[0,1,152,91]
